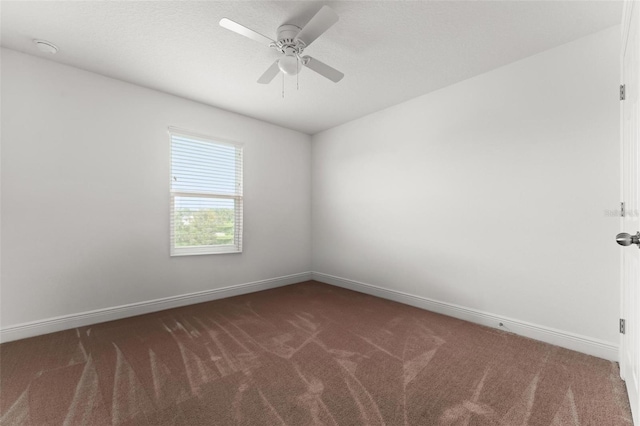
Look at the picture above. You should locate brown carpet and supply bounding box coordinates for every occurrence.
[0,281,632,425]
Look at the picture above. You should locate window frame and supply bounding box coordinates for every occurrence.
[168,127,244,256]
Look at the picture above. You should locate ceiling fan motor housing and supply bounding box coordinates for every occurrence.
[275,24,305,54]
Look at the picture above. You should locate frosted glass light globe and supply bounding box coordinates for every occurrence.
[278,55,299,75]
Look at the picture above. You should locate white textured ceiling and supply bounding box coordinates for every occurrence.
[1,1,622,135]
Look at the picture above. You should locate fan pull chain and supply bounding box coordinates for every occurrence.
[282,72,285,99]
[297,57,299,90]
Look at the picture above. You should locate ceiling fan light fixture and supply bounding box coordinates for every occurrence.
[277,54,300,76]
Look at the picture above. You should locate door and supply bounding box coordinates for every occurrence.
[621,1,640,423]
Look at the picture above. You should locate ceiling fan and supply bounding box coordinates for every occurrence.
[219,6,344,84]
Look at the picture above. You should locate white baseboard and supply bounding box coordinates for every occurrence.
[0,272,312,343]
[311,272,619,362]
[2,271,619,362]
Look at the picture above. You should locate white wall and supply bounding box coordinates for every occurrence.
[1,48,311,329]
[312,27,621,346]
[0,25,623,355]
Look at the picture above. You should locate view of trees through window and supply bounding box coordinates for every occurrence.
[174,206,235,247]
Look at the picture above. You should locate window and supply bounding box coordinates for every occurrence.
[169,128,243,256]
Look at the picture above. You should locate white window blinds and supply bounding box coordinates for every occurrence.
[169,129,243,256]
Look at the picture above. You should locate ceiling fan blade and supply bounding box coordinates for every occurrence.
[295,6,339,47]
[302,56,344,83]
[219,18,274,46]
[257,61,281,84]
